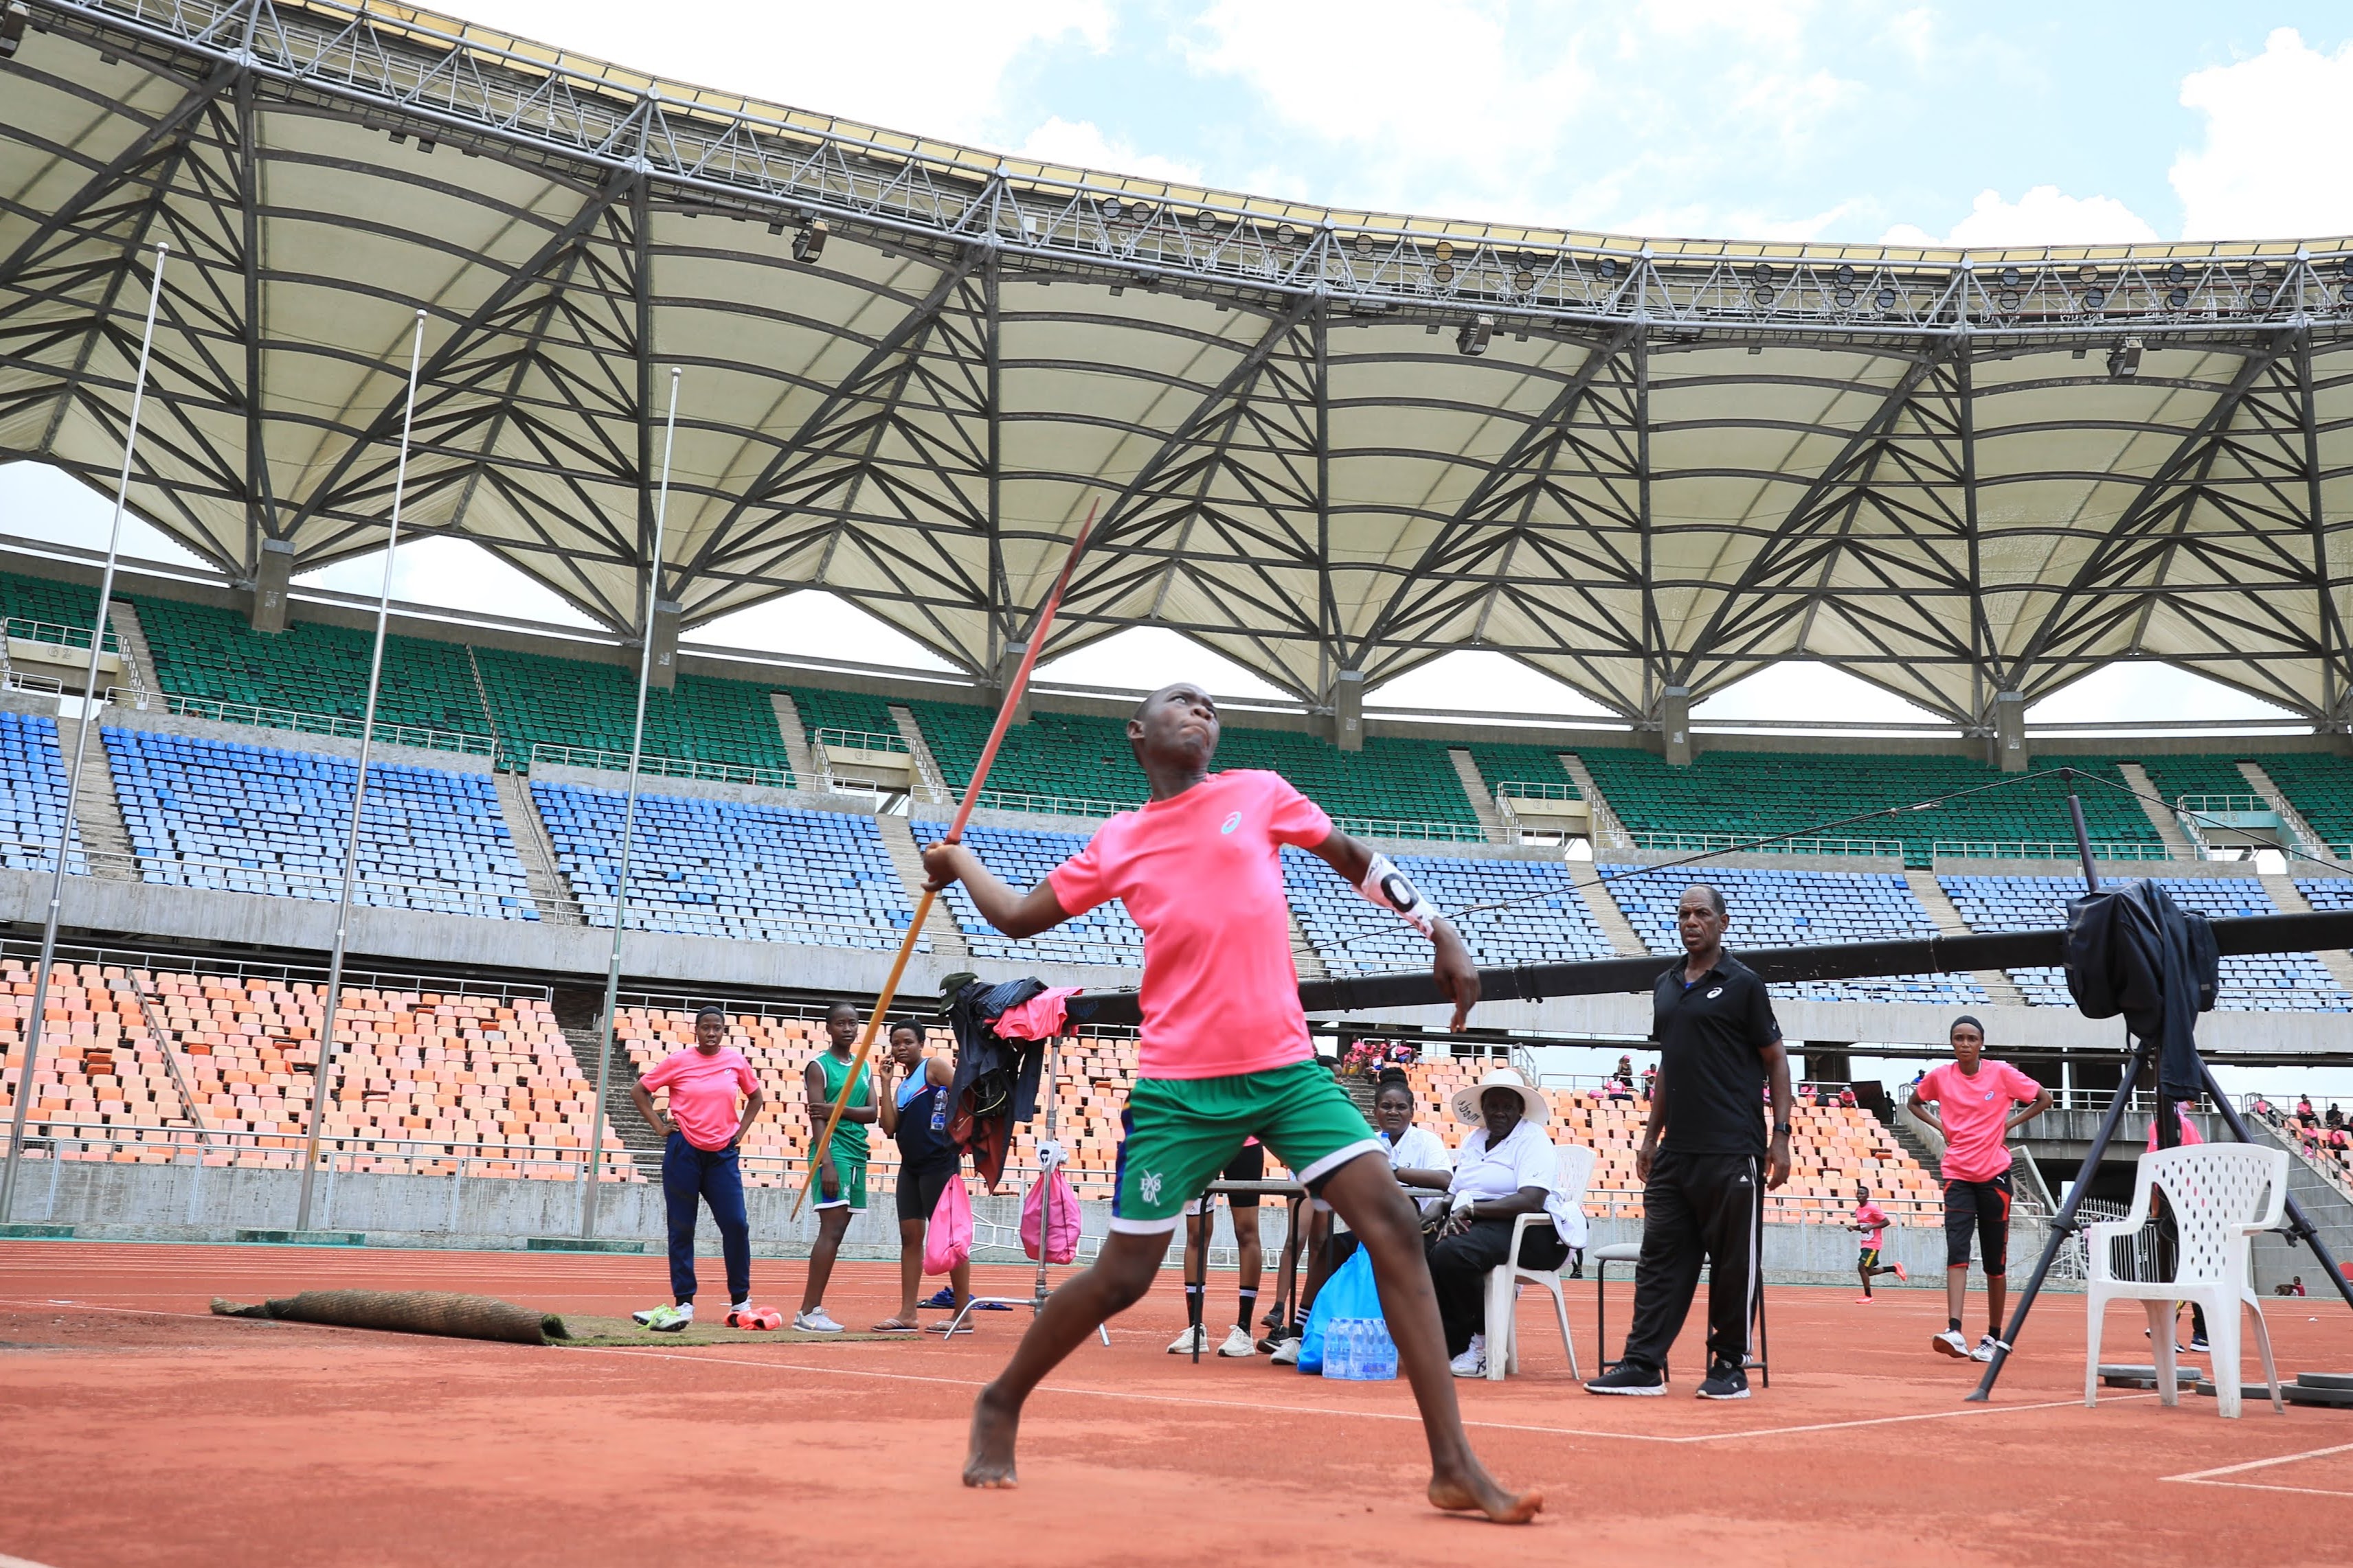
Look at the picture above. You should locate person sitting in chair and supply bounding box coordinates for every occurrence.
[1425,1065,1581,1379]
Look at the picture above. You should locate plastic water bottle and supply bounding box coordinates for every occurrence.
[1361,1318,1399,1380]
[1326,1317,1359,1379]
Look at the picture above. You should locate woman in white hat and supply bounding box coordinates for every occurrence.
[1426,1065,1579,1378]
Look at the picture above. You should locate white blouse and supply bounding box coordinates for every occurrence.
[1328,1122,1455,1233]
[1450,1118,1586,1249]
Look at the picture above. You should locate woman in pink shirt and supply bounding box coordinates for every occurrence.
[923,681,1534,1523]
[1908,1015,2051,1362]
[628,1005,765,1332]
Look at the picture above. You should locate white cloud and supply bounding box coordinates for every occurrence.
[1882,185,2158,248]
[1881,7,1935,69]
[2173,27,2353,241]
[2025,663,2296,732]
[1017,117,1204,185]
[1368,651,1613,718]
[296,538,599,628]
[444,0,1112,144]
[1034,624,1289,700]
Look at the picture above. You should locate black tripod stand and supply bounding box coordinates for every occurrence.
[1968,787,2353,1401]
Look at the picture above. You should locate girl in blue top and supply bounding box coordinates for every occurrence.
[873,1021,971,1332]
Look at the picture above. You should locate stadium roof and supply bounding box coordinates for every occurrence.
[3,0,2352,729]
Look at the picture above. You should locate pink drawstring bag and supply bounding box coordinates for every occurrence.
[1022,1166,1081,1264]
[924,1175,972,1275]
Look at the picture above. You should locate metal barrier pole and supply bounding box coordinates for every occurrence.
[582,367,681,1238]
[0,242,168,1222]
[294,309,427,1232]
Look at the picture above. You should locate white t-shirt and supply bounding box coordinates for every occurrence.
[1450,1118,1586,1248]
[1325,1122,1455,1232]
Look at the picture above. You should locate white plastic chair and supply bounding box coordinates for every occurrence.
[1483,1144,1593,1380]
[2084,1143,2287,1419]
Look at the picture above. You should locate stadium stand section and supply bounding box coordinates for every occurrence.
[2298,877,2353,913]
[0,568,112,646]
[1939,874,2351,1011]
[103,727,537,919]
[0,710,85,873]
[472,650,793,779]
[1460,741,1578,799]
[128,597,491,740]
[1283,847,1612,977]
[2122,753,2271,809]
[913,817,1145,966]
[1578,747,2164,866]
[901,702,1142,810]
[1213,728,1480,831]
[786,685,901,742]
[536,782,916,947]
[2253,753,2353,849]
[1601,863,1984,1004]
[0,961,631,1177]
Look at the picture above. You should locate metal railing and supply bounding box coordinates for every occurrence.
[967,788,1142,821]
[811,726,909,755]
[528,742,788,790]
[1619,828,1906,859]
[1931,839,2178,862]
[2175,793,2273,816]
[156,693,499,759]
[3,616,118,655]
[1496,780,1580,803]
[1330,815,1505,845]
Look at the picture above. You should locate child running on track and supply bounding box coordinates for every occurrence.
[630,1005,765,1332]
[873,1021,971,1333]
[921,681,1540,1523]
[1908,1014,2051,1361]
[1849,1180,1904,1302]
[797,1001,874,1334]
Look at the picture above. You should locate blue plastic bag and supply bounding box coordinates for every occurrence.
[1298,1244,1384,1374]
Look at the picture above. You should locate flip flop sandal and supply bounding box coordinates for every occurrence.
[872,1319,921,1333]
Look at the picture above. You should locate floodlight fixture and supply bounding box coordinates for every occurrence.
[1455,315,1494,356]
[2106,337,2143,380]
[793,219,828,264]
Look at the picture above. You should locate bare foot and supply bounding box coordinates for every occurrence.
[1429,1466,1543,1524]
[962,1385,1021,1488]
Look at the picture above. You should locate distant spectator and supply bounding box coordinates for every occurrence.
[1428,1067,1576,1378]
[2286,1277,2308,1297]
[1639,1064,1658,1101]
[1798,1081,1816,1105]
[1837,1087,1858,1110]
[1606,1055,1636,1101]
[2251,1096,2275,1124]
[2330,1127,2349,1152]
[2330,1103,2345,1131]
[2297,1095,2315,1120]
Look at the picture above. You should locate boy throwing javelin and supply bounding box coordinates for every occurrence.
[921,682,1538,1523]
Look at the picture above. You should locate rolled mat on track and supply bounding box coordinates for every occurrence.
[212,1290,564,1345]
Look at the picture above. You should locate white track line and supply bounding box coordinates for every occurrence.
[578,1346,2137,1444]
[2163,1438,2353,1498]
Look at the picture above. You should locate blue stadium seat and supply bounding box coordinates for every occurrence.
[0,711,86,875]
[1286,848,1615,977]
[1601,864,1985,1005]
[545,783,917,948]
[103,727,535,920]
[1939,874,2350,1012]
[915,819,1143,966]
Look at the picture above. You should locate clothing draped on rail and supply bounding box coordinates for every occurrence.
[942,976,1050,1188]
[2064,878,2219,1107]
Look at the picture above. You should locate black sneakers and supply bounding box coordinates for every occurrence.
[1584,1361,1667,1396]
[1696,1359,1750,1400]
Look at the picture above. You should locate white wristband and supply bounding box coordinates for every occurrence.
[1357,852,1439,938]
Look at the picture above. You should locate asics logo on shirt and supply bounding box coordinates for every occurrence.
[1220,811,1241,834]
[1706,986,1723,998]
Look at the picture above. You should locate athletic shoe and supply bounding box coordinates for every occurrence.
[1696,1359,1750,1400]
[1270,1336,1302,1367]
[1585,1361,1667,1396]
[1891,1262,1907,1283]
[1217,1326,1257,1359]
[1167,1324,1207,1356]
[2188,1334,2211,1352]
[1855,1295,1876,1304]
[1255,1326,1296,1354]
[635,1304,691,1333]
[1932,1330,1971,1359]
[1449,1333,1487,1378]
[1972,1334,2001,1363]
[793,1308,844,1334]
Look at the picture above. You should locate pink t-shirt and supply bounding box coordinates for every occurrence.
[2146,1109,2205,1152]
[1854,1201,1889,1250]
[640,1046,759,1151]
[1917,1060,2042,1182]
[1048,770,1333,1080]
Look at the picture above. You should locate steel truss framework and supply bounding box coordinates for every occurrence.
[1,0,2352,728]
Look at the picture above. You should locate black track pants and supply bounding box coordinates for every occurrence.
[1619,1148,1761,1372]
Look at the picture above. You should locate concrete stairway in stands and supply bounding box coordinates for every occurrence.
[771,691,820,791]
[494,770,583,924]
[563,1025,664,1178]
[2115,761,2196,856]
[1558,752,1630,849]
[1575,867,1650,958]
[107,601,159,709]
[2258,873,2353,992]
[890,705,954,805]
[60,714,136,879]
[2242,760,2337,863]
[1445,748,1506,838]
[1290,911,1327,979]
[1903,869,2026,1007]
[877,814,973,964]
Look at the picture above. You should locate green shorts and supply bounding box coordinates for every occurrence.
[813,1152,867,1212]
[1111,1060,1381,1234]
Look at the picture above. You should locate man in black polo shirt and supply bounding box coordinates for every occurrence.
[1587,881,1792,1400]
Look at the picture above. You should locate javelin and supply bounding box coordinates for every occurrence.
[792,498,1100,1217]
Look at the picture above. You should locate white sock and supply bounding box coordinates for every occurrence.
[731,1299,751,1313]
[675,1302,693,1321]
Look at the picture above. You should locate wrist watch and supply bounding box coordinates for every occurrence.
[1772,1122,1791,1137]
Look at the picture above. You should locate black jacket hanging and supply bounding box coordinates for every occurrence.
[2064,878,2219,1104]
[942,976,1048,1189]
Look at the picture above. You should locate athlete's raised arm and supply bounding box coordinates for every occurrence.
[921,841,1072,938]
[1303,828,1481,1031]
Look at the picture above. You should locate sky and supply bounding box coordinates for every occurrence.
[6,2,2353,724]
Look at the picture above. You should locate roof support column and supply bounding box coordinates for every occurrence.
[2297,329,2348,732]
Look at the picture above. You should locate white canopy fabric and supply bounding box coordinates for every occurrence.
[3,0,2350,726]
